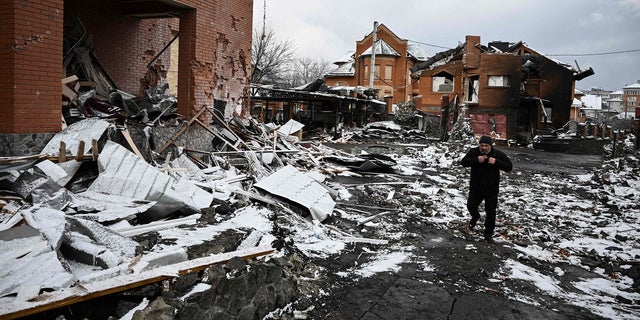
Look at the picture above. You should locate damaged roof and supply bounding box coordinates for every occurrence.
[410,43,464,73]
[410,38,593,80]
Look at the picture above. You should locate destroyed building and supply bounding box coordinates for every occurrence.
[410,35,594,142]
[324,24,595,142]
[0,0,253,157]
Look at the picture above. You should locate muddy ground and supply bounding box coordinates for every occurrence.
[288,142,609,320]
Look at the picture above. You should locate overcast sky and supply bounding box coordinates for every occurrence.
[252,0,640,92]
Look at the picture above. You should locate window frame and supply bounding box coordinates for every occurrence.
[488,75,511,87]
[431,72,454,93]
[384,65,393,81]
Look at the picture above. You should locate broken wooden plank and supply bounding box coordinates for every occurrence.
[121,128,144,160]
[194,118,239,151]
[58,141,66,163]
[92,139,99,161]
[336,202,400,211]
[341,237,389,245]
[76,140,85,161]
[157,107,207,153]
[0,154,47,165]
[0,247,275,319]
[357,211,392,226]
[77,80,96,88]
[61,84,77,101]
[61,75,79,85]
[340,181,414,187]
[206,107,250,150]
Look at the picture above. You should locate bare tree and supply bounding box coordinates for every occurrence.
[251,27,295,85]
[283,57,333,88]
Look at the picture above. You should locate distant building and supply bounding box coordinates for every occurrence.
[323,23,430,114]
[623,81,640,119]
[581,88,612,101]
[608,90,624,113]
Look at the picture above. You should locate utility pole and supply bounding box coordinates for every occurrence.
[261,0,266,39]
[368,21,378,91]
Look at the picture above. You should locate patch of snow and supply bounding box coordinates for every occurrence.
[355,251,410,278]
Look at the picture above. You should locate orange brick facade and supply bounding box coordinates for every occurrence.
[324,24,422,113]
[1,0,253,134]
[0,0,65,133]
[326,26,579,140]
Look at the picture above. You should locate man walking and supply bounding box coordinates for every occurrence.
[460,135,513,243]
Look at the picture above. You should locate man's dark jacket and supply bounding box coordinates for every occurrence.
[461,146,513,196]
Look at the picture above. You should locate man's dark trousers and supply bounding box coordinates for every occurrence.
[467,192,498,237]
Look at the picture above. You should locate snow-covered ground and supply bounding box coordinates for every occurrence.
[1,120,639,319]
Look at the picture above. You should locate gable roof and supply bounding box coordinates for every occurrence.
[358,23,429,61]
[407,41,430,61]
[361,39,401,57]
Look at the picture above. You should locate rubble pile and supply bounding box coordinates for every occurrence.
[175,257,298,320]
[1,107,639,319]
[0,111,405,319]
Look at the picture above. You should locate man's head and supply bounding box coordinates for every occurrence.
[478,135,493,154]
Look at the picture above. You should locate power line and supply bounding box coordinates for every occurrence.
[406,39,453,50]
[407,38,640,58]
[547,49,640,57]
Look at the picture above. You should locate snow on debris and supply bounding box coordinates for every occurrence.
[1,118,639,319]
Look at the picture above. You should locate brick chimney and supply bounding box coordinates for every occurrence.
[463,35,481,69]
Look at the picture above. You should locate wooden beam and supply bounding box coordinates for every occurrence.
[157,107,207,153]
[194,119,239,151]
[76,141,85,162]
[61,75,79,85]
[58,141,66,163]
[92,139,99,161]
[0,247,275,320]
[121,128,144,160]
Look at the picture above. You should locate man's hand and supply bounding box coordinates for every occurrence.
[488,157,496,165]
[478,155,487,163]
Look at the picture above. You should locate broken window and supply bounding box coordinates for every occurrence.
[488,75,511,87]
[539,99,552,124]
[432,72,454,92]
[467,75,479,103]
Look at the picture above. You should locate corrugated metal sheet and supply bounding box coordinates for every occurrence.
[0,225,75,299]
[89,141,213,221]
[41,118,111,156]
[254,165,334,222]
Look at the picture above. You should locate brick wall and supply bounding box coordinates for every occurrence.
[65,0,173,95]
[1,0,252,138]
[0,0,64,134]
[189,0,253,119]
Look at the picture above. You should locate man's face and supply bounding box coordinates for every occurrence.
[479,143,492,154]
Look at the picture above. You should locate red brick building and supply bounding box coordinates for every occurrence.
[324,23,429,114]
[622,82,640,119]
[410,35,593,141]
[1,0,252,153]
[325,24,593,141]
